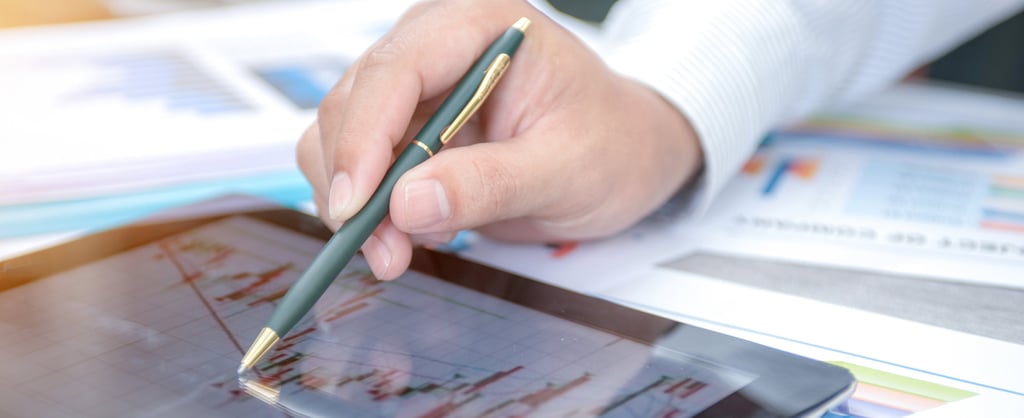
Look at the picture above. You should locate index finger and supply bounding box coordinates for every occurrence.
[317,1,541,222]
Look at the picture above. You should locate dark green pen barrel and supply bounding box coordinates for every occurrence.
[266,21,525,337]
[267,146,429,335]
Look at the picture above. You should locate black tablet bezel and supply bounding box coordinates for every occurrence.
[0,207,854,417]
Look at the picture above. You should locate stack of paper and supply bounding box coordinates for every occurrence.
[0,0,415,237]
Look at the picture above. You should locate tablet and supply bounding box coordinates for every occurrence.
[0,207,854,417]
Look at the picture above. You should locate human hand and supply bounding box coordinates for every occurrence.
[297,0,703,280]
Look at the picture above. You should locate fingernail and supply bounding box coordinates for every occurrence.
[329,172,353,220]
[403,178,451,230]
[362,235,391,279]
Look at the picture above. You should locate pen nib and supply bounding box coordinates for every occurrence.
[239,327,281,374]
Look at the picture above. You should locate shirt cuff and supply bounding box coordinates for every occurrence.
[599,0,804,215]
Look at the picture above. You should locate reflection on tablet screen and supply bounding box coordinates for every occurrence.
[0,216,760,417]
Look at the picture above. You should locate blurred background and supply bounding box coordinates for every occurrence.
[547,0,1024,93]
[1,0,1021,92]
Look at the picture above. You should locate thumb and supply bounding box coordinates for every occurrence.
[389,136,574,237]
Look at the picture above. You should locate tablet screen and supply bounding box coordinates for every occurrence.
[0,211,851,417]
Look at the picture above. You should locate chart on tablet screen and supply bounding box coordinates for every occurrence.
[0,216,754,417]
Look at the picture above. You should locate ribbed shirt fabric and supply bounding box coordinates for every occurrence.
[597,0,1024,211]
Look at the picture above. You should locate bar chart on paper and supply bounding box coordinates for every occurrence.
[691,103,1024,287]
[0,44,350,236]
[0,216,754,417]
[729,127,1024,238]
[741,155,820,196]
[251,57,348,110]
[64,51,253,114]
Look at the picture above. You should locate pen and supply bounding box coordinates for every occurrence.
[239,17,530,373]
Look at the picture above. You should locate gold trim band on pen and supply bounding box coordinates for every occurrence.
[412,140,434,157]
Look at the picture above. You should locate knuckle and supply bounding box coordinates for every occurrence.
[316,90,343,123]
[359,37,406,74]
[469,152,519,220]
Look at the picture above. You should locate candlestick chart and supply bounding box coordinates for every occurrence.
[1,216,753,417]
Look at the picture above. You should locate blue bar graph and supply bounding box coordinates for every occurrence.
[253,58,348,109]
[68,51,252,114]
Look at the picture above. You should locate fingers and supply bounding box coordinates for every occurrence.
[297,123,329,197]
[389,131,584,238]
[360,218,412,281]
[297,122,342,229]
[299,116,457,280]
[316,2,537,224]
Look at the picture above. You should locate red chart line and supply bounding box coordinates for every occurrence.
[158,242,246,355]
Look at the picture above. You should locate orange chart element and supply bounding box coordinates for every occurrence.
[743,155,820,195]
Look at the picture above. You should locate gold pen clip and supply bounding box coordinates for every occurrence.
[439,53,512,144]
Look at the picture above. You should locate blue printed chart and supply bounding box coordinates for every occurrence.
[251,57,348,110]
[731,130,1024,238]
[0,0,405,244]
[65,51,253,114]
[691,86,1024,288]
[0,46,351,237]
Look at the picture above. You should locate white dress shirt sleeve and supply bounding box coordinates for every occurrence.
[599,0,1024,212]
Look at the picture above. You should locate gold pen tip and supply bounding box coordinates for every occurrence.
[239,327,281,374]
[513,17,531,33]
